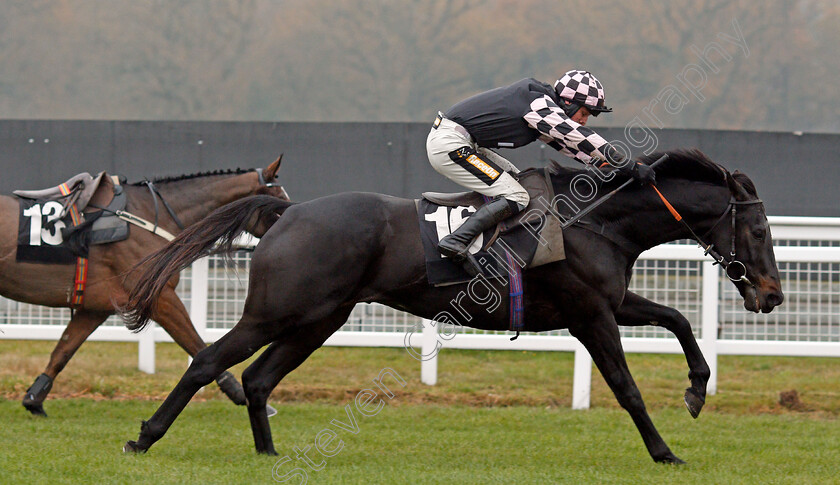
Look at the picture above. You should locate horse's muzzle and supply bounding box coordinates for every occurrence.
[744,279,784,313]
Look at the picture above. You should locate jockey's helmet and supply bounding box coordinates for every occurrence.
[554,70,613,118]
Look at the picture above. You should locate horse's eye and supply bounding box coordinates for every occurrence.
[752,228,766,240]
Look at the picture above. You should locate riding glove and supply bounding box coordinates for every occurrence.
[618,161,656,185]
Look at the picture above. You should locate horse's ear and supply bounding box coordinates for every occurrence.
[263,154,282,179]
[725,170,750,201]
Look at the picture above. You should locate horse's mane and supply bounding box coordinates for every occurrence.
[548,148,757,196]
[639,149,758,197]
[130,168,251,186]
[636,149,726,186]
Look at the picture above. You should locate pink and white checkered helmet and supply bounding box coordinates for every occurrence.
[554,70,612,116]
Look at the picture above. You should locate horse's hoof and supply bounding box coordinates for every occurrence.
[684,388,705,419]
[216,371,247,406]
[123,440,147,454]
[266,404,277,418]
[22,399,48,417]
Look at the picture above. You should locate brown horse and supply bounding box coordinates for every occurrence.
[0,157,288,416]
[120,149,783,463]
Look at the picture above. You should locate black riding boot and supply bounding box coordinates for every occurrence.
[438,198,518,276]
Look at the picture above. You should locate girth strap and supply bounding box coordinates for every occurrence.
[481,195,525,333]
[71,256,88,309]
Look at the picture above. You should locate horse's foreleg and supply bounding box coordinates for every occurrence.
[242,308,352,455]
[152,288,246,405]
[123,324,270,454]
[571,314,685,464]
[615,291,709,418]
[22,309,110,416]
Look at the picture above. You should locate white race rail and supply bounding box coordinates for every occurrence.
[2,216,839,409]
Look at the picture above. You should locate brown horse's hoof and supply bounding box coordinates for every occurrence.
[684,388,705,419]
[123,441,147,454]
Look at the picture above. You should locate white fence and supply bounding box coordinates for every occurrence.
[2,216,839,408]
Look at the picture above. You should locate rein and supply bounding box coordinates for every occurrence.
[143,180,185,231]
[650,184,763,286]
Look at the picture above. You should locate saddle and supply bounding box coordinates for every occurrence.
[422,167,556,231]
[14,172,103,214]
[420,167,565,271]
[14,172,130,261]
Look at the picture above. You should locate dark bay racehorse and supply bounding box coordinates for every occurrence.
[121,149,783,463]
[0,158,288,416]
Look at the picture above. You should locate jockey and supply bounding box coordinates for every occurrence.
[426,69,655,274]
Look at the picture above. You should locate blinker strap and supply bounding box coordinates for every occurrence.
[730,204,737,257]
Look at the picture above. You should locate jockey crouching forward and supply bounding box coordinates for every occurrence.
[426,69,656,275]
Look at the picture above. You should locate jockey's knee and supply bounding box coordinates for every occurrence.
[504,188,529,213]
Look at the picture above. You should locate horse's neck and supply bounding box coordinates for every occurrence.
[607,181,731,254]
[143,174,256,228]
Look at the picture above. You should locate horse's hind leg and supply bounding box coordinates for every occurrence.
[123,322,274,454]
[22,309,109,417]
[151,287,247,405]
[571,313,685,464]
[615,291,710,418]
[242,307,354,455]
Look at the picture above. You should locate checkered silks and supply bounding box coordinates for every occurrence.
[523,95,612,165]
[554,70,607,108]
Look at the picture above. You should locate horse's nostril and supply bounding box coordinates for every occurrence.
[766,292,784,306]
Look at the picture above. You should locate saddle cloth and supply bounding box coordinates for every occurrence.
[417,168,566,286]
[15,172,129,264]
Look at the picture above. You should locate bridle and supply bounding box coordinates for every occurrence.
[93,168,289,243]
[256,167,290,200]
[652,185,764,287]
[141,168,286,233]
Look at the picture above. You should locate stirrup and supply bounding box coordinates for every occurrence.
[461,252,482,277]
[438,242,482,277]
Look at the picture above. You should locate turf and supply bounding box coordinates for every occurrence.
[2,341,838,415]
[0,341,838,483]
[0,400,837,484]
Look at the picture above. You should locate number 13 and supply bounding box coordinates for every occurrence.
[22,201,66,246]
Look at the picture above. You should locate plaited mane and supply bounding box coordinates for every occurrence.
[130,168,250,186]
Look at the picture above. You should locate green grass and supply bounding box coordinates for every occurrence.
[0,400,838,484]
[2,341,838,415]
[0,340,838,483]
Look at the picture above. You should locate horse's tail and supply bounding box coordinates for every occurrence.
[119,195,295,332]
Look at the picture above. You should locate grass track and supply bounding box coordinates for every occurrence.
[0,341,838,483]
[0,400,837,484]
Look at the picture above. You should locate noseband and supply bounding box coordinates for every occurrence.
[652,186,763,287]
